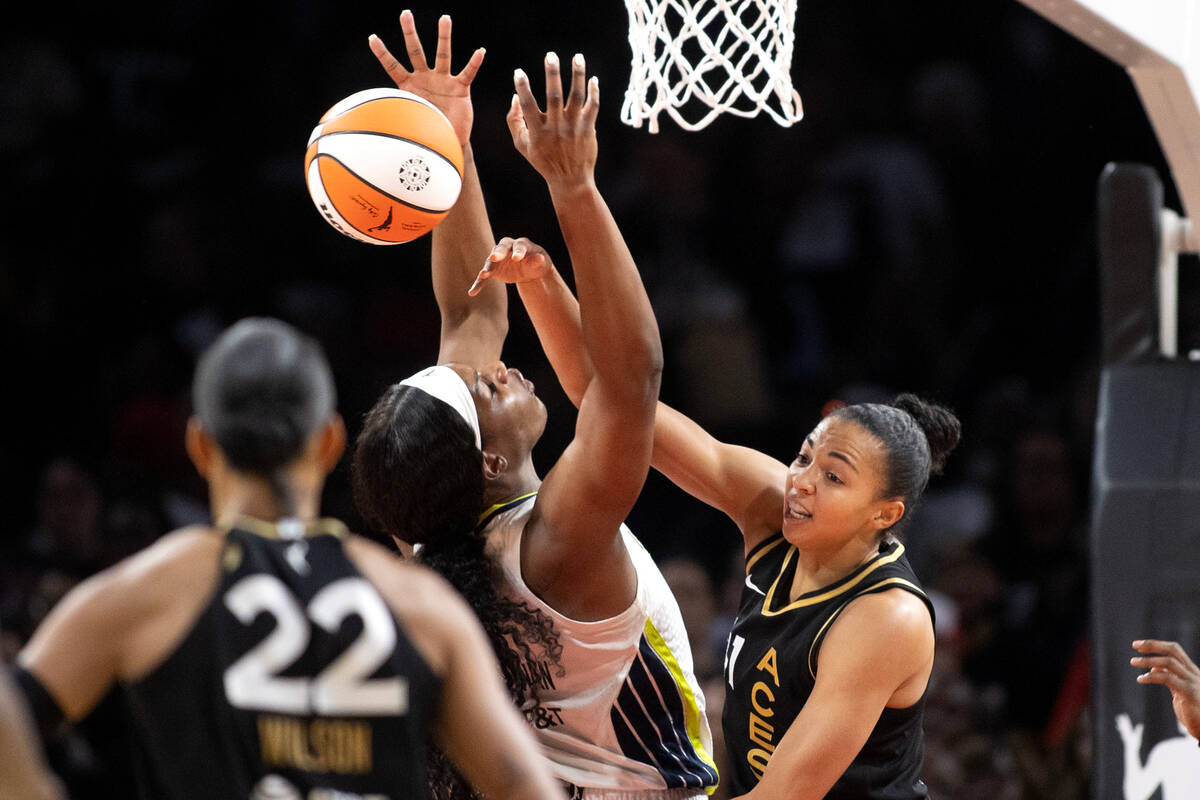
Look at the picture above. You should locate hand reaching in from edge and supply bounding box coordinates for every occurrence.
[1132,639,1200,738]
[369,9,484,145]
[468,237,553,296]
[507,52,599,193]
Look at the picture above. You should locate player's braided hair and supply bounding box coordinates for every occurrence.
[352,384,563,800]
[419,534,564,800]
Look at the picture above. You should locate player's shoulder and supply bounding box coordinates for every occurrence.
[342,534,471,676]
[67,524,211,588]
[829,588,934,666]
[111,525,223,581]
[342,535,467,616]
[41,526,223,632]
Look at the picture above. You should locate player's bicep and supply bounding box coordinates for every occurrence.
[17,575,127,722]
[653,403,787,545]
[538,381,655,541]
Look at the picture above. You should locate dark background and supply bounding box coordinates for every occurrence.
[0,1,1186,797]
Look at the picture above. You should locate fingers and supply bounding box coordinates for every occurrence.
[468,239,512,297]
[513,68,542,120]
[433,14,453,73]
[467,268,491,297]
[1134,669,1175,688]
[491,238,516,261]
[468,238,543,295]
[561,52,600,129]
[582,75,600,129]
[544,52,564,122]
[368,34,410,84]
[1130,655,1183,678]
[506,92,528,149]
[488,237,530,262]
[566,53,587,112]
[1134,640,1196,666]
[457,47,486,86]
[399,9,429,71]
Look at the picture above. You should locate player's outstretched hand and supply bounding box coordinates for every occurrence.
[468,237,553,296]
[369,9,484,145]
[1131,639,1200,738]
[507,52,599,193]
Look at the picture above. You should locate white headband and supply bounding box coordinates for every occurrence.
[400,365,482,450]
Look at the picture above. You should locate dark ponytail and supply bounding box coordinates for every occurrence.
[890,393,961,477]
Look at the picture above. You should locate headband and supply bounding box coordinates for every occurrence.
[400,365,482,450]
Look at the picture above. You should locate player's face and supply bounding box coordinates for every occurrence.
[781,417,891,551]
[447,361,547,452]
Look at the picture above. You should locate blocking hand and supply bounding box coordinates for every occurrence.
[507,52,599,192]
[369,9,484,145]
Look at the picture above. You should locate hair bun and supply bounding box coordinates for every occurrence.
[891,393,961,475]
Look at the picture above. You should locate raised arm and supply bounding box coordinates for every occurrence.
[369,11,506,366]
[504,54,661,617]
[472,238,787,553]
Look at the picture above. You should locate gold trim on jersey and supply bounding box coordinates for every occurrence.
[745,536,787,576]
[475,491,538,530]
[760,541,906,617]
[220,516,349,540]
[805,576,927,679]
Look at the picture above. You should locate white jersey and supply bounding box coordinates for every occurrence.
[481,493,718,800]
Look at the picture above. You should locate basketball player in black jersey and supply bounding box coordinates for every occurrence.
[472,237,963,799]
[12,318,562,800]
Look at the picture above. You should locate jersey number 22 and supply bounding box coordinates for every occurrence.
[222,575,408,716]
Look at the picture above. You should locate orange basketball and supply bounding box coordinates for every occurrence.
[304,88,464,245]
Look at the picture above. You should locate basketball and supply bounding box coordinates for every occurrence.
[304,88,464,245]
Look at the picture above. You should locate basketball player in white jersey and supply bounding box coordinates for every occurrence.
[355,12,717,799]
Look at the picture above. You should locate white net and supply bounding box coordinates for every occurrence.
[621,0,804,133]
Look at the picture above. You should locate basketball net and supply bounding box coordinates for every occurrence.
[621,0,804,133]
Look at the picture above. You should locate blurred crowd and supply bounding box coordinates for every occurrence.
[0,0,1181,797]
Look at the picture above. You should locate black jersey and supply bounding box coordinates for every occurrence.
[123,518,441,800]
[722,534,934,799]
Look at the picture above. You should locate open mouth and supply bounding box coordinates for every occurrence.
[785,500,812,521]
